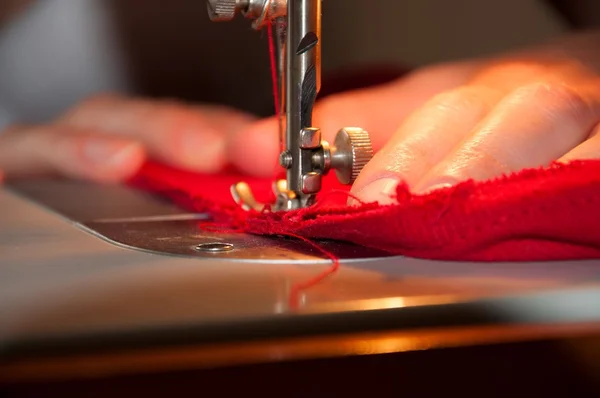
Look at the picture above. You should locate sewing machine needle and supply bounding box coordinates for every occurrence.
[275,16,287,152]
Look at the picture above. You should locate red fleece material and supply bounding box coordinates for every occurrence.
[128,63,600,263]
[129,159,600,262]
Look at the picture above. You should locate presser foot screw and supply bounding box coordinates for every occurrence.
[319,128,374,185]
[332,127,373,185]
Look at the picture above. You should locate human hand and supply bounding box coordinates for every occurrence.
[0,62,470,185]
[227,30,600,204]
[4,31,600,208]
[0,95,257,183]
[351,32,600,203]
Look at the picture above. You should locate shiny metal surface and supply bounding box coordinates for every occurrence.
[285,0,321,203]
[9,179,189,220]
[2,183,600,380]
[230,181,266,212]
[276,1,374,209]
[326,127,374,185]
[9,179,391,261]
[83,219,390,261]
[207,0,238,21]
[246,0,287,28]
[207,0,287,28]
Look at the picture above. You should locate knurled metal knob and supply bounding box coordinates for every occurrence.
[207,0,240,21]
[331,127,374,185]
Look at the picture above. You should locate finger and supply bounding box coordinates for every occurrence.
[350,62,599,204]
[0,124,146,182]
[415,82,600,193]
[59,94,256,173]
[228,84,416,178]
[228,61,481,177]
[558,124,600,162]
[350,85,504,204]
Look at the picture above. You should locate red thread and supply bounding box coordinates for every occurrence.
[266,22,279,117]
[267,20,285,172]
[267,23,281,118]
[284,232,341,310]
[313,189,367,210]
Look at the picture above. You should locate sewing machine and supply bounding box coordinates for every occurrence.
[209,0,374,210]
[1,0,600,394]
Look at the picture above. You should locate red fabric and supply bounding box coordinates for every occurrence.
[129,159,600,262]
[128,61,600,263]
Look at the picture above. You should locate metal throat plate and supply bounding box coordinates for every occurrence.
[8,179,393,262]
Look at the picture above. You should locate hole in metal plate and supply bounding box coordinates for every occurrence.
[195,242,235,253]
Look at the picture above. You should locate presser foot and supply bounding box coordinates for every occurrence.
[231,127,374,212]
[231,179,315,212]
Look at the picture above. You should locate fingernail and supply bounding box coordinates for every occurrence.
[84,140,140,167]
[352,177,399,205]
[415,178,456,194]
[180,130,225,172]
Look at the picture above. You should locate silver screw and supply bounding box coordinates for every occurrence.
[207,0,244,21]
[279,151,292,168]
